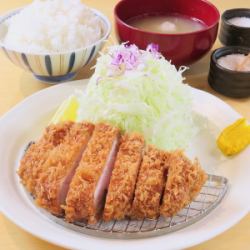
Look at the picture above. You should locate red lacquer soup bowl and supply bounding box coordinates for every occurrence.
[114,0,220,66]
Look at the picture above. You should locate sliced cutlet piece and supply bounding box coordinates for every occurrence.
[35,122,94,215]
[131,146,168,219]
[160,151,207,217]
[103,133,145,221]
[189,159,207,202]
[65,123,120,224]
[18,122,73,195]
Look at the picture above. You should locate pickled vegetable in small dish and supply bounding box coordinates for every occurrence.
[208,46,250,98]
[228,16,250,27]
[219,8,250,47]
[217,53,250,72]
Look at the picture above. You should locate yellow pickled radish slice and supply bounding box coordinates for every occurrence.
[217,118,250,156]
[50,95,79,124]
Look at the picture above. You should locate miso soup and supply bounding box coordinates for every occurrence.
[127,14,206,34]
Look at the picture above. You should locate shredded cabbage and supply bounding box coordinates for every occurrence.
[77,44,198,150]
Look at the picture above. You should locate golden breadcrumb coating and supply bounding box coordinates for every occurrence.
[160,151,207,217]
[131,146,169,219]
[35,122,94,215]
[64,123,120,224]
[103,133,145,221]
[189,159,207,201]
[19,120,208,224]
[18,122,73,195]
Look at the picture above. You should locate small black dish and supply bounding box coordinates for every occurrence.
[208,46,250,98]
[219,8,250,47]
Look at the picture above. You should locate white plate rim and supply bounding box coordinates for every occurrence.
[0,79,249,250]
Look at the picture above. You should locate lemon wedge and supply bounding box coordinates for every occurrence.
[217,118,250,156]
[50,95,79,124]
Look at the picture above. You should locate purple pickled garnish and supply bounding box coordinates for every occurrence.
[146,43,159,52]
[111,53,123,66]
[110,44,141,71]
[146,43,161,58]
[96,76,101,85]
[108,43,161,76]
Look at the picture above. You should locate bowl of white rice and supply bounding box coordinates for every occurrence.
[0,0,111,83]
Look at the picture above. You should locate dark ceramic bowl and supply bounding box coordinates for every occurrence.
[208,46,250,98]
[219,8,250,47]
[114,0,220,66]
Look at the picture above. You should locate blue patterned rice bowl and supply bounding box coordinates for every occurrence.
[0,7,111,83]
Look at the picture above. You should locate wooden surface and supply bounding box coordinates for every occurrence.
[0,0,249,249]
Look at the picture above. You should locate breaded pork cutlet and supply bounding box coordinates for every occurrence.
[64,123,120,224]
[160,151,207,217]
[189,159,207,202]
[131,146,168,219]
[103,133,145,221]
[18,122,73,195]
[35,122,94,215]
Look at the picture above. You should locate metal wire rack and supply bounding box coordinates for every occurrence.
[42,174,228,239]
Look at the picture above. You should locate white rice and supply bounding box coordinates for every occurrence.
[2,0,105,53]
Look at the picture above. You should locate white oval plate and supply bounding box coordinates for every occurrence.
[0,80,249,250]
